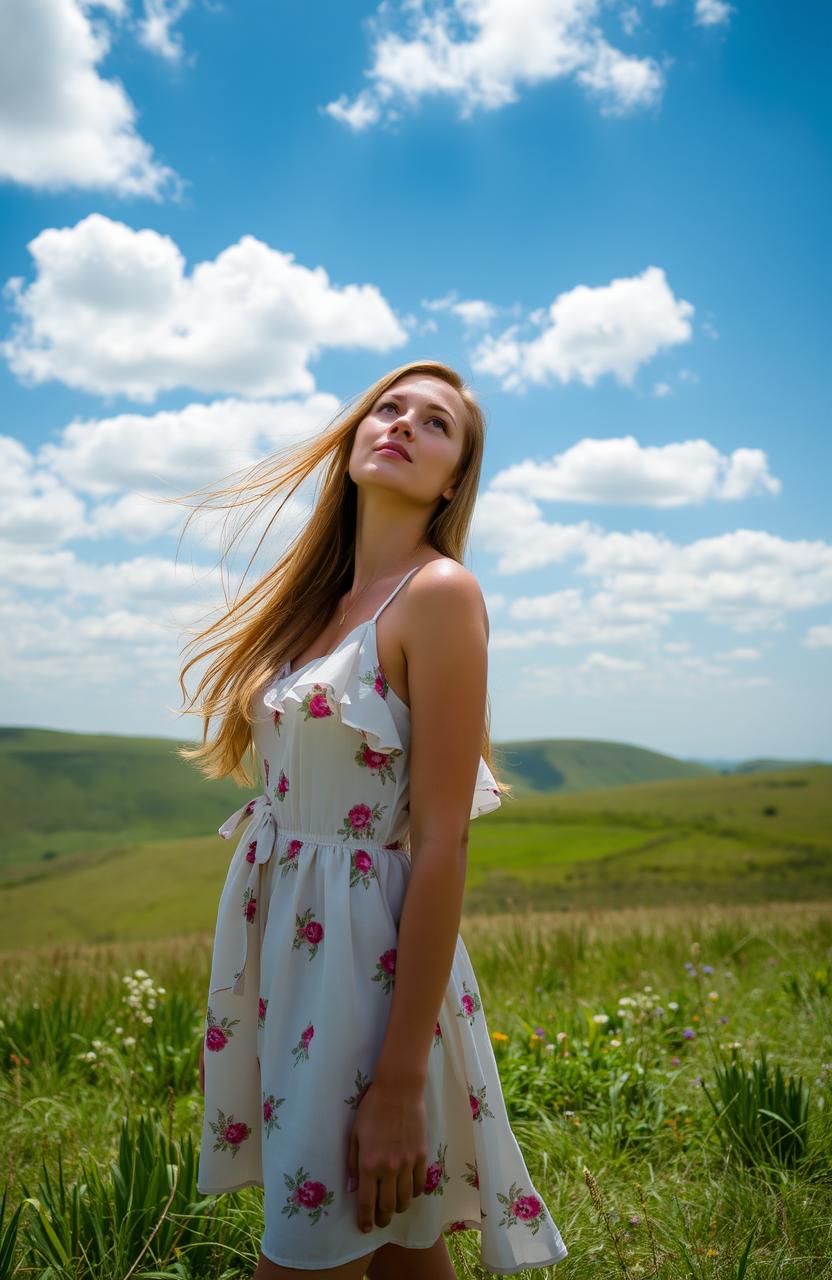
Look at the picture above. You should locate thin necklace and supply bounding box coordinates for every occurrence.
[337,563,418,626]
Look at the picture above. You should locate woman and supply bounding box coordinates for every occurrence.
[177,360,568,1277]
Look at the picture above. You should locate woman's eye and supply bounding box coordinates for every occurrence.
[379,402,446,431]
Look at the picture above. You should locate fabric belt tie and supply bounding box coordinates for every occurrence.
[210,792,277,997]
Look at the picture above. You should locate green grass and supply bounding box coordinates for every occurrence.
[1,901,830,1277]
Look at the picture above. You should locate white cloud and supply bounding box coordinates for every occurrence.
[323,0,665,130]
[804,625,832,649]
[694,0,734,27]
[652,381,672,397]
[422,291,499,327]
[0,0,179,198]
[2,214,408,401]
[717,647,762,661]
[470,266,694,391]
[2,392,340,548]
[490,436,781,507]
[581,651,644,672]
[0,436,88,546]
[474,491,832,636]
[137,0,191,63]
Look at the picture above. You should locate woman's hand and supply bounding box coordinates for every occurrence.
[199,1037,205,1096]
[346,1080,428,1233]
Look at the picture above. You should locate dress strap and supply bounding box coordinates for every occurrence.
[371,565,423,622]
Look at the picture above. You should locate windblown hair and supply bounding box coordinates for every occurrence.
[163,358,511,802]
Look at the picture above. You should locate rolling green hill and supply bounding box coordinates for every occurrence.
[1,720,830,949]
[494,737,713,794]
[0,726,714,881]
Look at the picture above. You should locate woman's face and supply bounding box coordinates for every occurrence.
[351,374,467,506]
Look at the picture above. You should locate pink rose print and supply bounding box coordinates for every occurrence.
[373,948,396,995]
[292,907,324,959]
[242,887,257,923]
[263,1091,285,1137]
[468,1083,495,1122]
[243,799,257,818]
[338,799,385,841]
[281,1167,334,1224]
[463,1161,480,1190]
[246,839,257,864]
[354,741,402,784]
[456,980,482,1026]
[423,1142,449,1195]
[278,837,304,877]
[360,663,388,699]
[344,1066,371,1109]
[205,1006,240,1051]
[447,1221,468,1234]
[349,848,377,890]
[258,997,269,1029]
[272,708,283,733]
[383,839,403,851]
[291,1022,314,1066]
[208,1108,251,1157]
[276,769,289,802]
[299,683,333,720]
[497,1183,546,1234]
[433,1020,442,1048]
[263,757,270,788]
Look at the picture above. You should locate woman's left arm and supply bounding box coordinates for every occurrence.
[373,561,491,1089]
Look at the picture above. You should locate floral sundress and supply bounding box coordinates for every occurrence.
[197,565,568,1273]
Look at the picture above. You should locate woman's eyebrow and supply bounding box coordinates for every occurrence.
[378,392,457,427]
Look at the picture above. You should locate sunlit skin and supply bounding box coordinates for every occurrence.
[243,374,484,1279]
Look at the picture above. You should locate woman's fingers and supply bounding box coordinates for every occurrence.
[395,1164,413,1215]
[412,1152,427,1198]
[375,1170,397,1227]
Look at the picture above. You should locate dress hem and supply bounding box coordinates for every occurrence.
[259,1226,569,1273]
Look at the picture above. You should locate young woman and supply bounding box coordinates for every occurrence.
[178,360,568,1277]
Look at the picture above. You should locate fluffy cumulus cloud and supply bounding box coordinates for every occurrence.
[0,0,178,198]
[1,392,341,547]
[470,267,694,391]
[324,0,665,129]
[804,625,832,649]
[473,490,832,641]
[2,214,409,401]
[490,436,781,507]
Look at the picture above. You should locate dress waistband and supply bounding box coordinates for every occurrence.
[209,793,409,999]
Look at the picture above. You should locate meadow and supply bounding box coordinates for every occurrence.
[1,900,830,1278]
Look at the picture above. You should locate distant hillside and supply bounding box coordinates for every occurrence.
[494,737,713,796]
[690,756,828,774]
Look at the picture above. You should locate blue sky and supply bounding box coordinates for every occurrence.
[1,0,830,760]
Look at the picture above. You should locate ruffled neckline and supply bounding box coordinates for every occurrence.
[271,617,410,713]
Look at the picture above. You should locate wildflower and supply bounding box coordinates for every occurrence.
[122,1036,136,1048]
[690,942,700,957]
[706,1247,718,1258]
[692,1014,700,1022]
[719,1015,729,1024]
[592,1013,609,1025]
[544,1043,555,1054]
[683,961,695,972]
[491,1031,509,1044]
[609,1038,621,1047]
[134,968,149,979]
[534,1026,545,1037]
[668,1001,679,1011]
[556,1031,568,1042]
[643,985,652,993]
[702,965,714,975]
[683,1028,695,1040]
[708,991,719,1001]
[629,1214,640,1226]
[670,1056,681,1067]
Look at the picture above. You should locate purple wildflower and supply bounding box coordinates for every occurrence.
[683,1028,695,1040]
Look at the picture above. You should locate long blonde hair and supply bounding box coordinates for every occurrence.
[164,358,511,800]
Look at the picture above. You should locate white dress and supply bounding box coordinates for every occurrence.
[196,566,568,1273]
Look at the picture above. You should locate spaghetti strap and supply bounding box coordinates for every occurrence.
[371,564,422,622]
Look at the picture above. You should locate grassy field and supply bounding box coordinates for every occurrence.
[0,901,830,1278]
[1,762,829,949]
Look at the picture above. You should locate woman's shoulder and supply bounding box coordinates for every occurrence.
[406,558,488,628]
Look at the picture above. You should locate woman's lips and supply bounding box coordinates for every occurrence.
[376,446,410,461]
